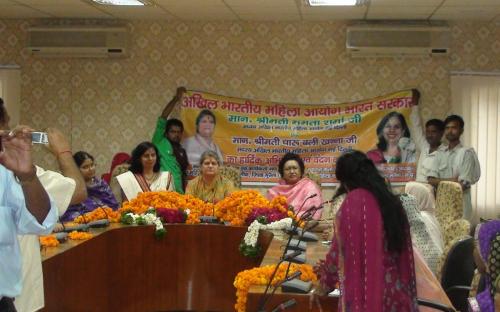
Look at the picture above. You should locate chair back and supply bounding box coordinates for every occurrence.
[102,152,131,183]
[443,219,471,249]
[304,170,321,187]
[440,236,476,312]
[219,165,241,188]
[435,181,463,232]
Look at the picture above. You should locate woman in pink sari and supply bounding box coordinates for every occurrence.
[314,151,418,311]
[267,153,323,220]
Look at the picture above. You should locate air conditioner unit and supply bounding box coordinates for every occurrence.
[27,26,129,58]
[346,23,450,57]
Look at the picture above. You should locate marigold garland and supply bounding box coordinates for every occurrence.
[214,190,288,226]
[233,263,317,312]
[68,231,93,240]
[119,191,213,224]
[73,206,121,223]
[39,235,59,247]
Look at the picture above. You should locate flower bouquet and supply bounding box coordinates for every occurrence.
[120,207,166,239]
[233,263,317,312]
[156,208,188,224]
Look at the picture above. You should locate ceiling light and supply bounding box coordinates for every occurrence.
[308,0,360,6]
[92,0,146,5]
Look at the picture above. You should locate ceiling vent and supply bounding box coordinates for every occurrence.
[346,23,450,57]
[27,26,129,58]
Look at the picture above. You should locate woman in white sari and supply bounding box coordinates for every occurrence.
[117,141,174,202]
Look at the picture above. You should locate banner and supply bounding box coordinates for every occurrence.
[180,89,417,184]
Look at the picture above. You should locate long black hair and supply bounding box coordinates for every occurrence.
[376,111,410,151]
[334,150,408,253]
[129,141,160,174]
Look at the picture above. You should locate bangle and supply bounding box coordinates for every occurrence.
[59,150,72,155]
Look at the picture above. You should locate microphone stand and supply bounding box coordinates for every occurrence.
[256,200,319,312]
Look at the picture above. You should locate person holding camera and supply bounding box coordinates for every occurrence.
[0,125,58,312]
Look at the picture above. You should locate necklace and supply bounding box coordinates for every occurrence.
[144,172,158,183]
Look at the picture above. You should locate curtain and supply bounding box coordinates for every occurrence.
[451,74,500,220]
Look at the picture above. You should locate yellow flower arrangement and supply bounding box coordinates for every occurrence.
[118,191,214,224]
[73,206,121,223]
[39,235,59,247]
[68,231,93,240]
[214,190,289,226]
[233,263,317,312]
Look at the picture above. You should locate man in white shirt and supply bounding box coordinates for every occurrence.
[428,115,481,221]
[409,90,447,183]
[0,98,86,312]
[0,126,57,312]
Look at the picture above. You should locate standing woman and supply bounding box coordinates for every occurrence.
[117,142,174,202]
[60,151,118,222]
[314,151,418,311]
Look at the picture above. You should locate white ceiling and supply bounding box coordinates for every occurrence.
[0,0,499,22]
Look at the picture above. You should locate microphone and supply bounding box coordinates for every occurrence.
[271,299,297,312]
[62,206,90,232]
[282,250,301,261]
[294,193,317,216]
[283,270,301,282]
[88,207,111,228]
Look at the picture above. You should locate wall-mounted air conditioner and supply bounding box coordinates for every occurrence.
[27,26,129,58]
[346,23,450,57]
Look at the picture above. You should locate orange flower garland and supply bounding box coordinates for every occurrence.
[214,190,289,226]
[118,191,214,224]
[233,263,317,312]
[39,235,59,247]
[68,231,93,240]
[73,206,121,223]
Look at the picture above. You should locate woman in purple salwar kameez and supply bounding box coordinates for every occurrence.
[468,220,500,312]
[61,151,118,222]
[314,151,418,312]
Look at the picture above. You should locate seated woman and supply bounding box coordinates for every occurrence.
[314,150,418,311]
[405,182,444,251]
[60,151,118,222]
[185,150,236,203]
[468,220,500,312]
[267,153,323,220]
[400,193,442,275]
[116,141,174,202]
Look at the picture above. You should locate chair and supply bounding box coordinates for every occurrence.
[304,169,321,187]
[439,236,476,312]
[442,219,471,250]
[417,298,456,312]
[435,181,463,233]
[102,152,131,183]
[219,165,241,188]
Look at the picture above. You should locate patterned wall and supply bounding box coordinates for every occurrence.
[0,19,499,183]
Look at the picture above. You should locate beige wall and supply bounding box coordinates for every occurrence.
[0,19,499,195]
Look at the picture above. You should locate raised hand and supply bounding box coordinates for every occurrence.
[0,125,36,179]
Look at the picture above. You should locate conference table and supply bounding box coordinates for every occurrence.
[41,223,337,311]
